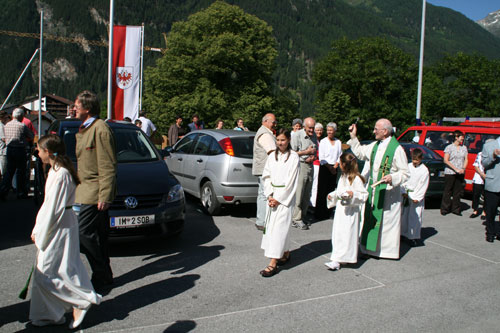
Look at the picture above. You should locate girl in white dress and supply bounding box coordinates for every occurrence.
[325,152,368,270]
[260,129,300,277]
[30,134,101,328]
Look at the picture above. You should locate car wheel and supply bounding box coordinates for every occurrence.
[201,181,221,215]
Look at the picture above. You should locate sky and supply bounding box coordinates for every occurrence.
[427,0,500,21]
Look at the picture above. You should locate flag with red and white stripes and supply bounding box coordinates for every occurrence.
[111,25,141,120]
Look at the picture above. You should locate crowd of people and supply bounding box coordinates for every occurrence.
[1,94,499,325]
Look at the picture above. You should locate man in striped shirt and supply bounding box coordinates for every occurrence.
[0,108,33,199]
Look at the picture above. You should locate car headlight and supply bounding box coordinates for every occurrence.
[163,184,184,203]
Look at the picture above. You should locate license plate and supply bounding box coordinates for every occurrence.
[110,215,155,228]
[438,171,444,177]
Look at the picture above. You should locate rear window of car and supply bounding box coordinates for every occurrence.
[231,136,254,159]
[61,126,158,163]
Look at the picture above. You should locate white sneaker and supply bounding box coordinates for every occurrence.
[324,261,340,271]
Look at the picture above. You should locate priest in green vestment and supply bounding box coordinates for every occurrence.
[347,119,409,259]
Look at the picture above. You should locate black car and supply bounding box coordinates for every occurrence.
[399,142,445,198]
[35,119,185,238]
[351,141,445,198]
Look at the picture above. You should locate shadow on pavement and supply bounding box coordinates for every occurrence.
[164,320,197,332]
[83,274,201,329]
[283,239,331,270]
[0,195,37,251]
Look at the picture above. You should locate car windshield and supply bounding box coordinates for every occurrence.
[230,136,254,158]
[61,126,159,163]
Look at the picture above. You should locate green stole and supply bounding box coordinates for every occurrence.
[360,136,400,252]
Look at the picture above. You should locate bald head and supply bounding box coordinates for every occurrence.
[262,113,276,130]
[374,118,393,140]
[303,117,316,137]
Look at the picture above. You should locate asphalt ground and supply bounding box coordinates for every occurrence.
[1,193,499,332]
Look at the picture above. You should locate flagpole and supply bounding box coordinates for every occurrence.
[107,0,115,120]
[139,23,144,116]
[415,0,426,126]
[38,9,43,136]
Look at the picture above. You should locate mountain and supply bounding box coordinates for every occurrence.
[2,0,500,116]
[477,9,500,38]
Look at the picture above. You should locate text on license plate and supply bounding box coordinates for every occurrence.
[110,215,155,228]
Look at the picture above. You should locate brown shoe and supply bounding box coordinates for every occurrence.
[260,265,279,277]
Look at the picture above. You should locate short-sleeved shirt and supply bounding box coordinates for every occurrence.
[444,143,468,175]
[139,117,156,137]
[472,152,484,185]
[291,128,317,163]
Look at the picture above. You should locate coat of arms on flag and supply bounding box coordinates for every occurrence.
[116,66,134,90]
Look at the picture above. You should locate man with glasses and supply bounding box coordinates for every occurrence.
[74,90,117,291]
[291,117,318,230]
[253,113,277,231]
[348,118,408,259]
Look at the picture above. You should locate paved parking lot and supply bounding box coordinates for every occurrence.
[1,195,499,332]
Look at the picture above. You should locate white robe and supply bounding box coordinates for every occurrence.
[327,175,368,263]
[348,137,409,259]
[261,150,299,259]
[30,167,101,322]
[401,163,429,240]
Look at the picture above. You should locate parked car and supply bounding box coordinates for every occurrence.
[163,129,258,215]
[398,122,500,192]
[399,142,445,198]
[349,141,445,198]
[35,119,185,238]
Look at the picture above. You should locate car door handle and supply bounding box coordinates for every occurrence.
[197,159,203,163]
[177,157,183,161]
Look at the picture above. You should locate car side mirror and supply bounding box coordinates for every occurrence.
[161,146,173,158]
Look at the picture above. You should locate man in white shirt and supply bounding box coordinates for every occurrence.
[138,110,157,137]
[252,113,277,230]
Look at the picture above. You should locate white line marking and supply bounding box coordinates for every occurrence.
[426,240,499,264]
[103,284,385,333]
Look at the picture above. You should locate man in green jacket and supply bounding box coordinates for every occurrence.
[75,90,117,291]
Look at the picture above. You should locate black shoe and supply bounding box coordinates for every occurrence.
[486,236,495,243]
[469,212,480,218]
[496,235,500,241]
[408,239,419,247]
[452,211,462,216]
[481,215,486,220]
[440,211,449,216]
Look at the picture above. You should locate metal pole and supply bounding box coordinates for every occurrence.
[38,9,43,136]
[139,23,144,115]
[0,49,39,110]
[415,0,426,126]
[107,0,115,120]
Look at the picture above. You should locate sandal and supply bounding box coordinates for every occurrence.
[277,254,290,266]
[260,265,279,277]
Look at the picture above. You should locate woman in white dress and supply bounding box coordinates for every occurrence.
[30,134,101,328]
[260,129,300,277]
[325,152,368,270]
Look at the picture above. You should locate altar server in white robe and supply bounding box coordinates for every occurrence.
[401,148,429,246]
[260,129,300,277]
[347,119,409,259]
[30,135,101,328]
[325,152,368,270]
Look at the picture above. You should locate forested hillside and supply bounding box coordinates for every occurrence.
[1,0,499,117]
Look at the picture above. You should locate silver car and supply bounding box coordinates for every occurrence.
[164,129,258,215]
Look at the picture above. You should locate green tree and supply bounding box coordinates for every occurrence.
[143,1,278,134]
[313,37,418,140]
[424,53,500,119]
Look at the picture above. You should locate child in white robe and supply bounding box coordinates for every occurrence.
[401,148,429,246]
[30,134,101,328]
[260,129,300,277]
[325,152,368,270]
